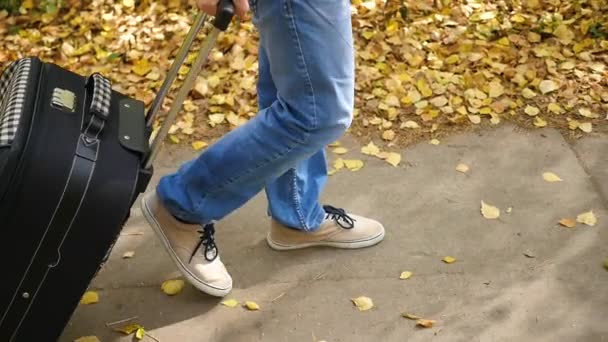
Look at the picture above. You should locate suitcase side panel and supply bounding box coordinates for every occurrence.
[0,62,145,341]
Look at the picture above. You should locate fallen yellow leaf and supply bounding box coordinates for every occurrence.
[168,135,180,144]
[579,122,593,133]
[332,147,349,155]
[402,120,420,129]
[361,142,380,156]
[385,152,401,167]
[400,271,413,280]
[430,139,440,146]
[547,103,563,114]
[135,328,145,340]
[604,258,608,271]
[559,218,577,228]
[553,24,574,45]
[578,108,599,118]
[456,163,469,173]
[161,279,185,296]
[122,251,135,259]
[244,301,260,311]
[80,291,99,305]
[334,158,345,170]
[522,88,537,99]
[416,78,433,98]
[481,201,500,219]
[402,313,422,320]
[132,59,151,76]
[344,159,364,171]
[534,117,547,128]
[74,336,101,342]
[468,115,481,124]
[539,80,559,94]
[543,172,563,182]
[442,256,456,264]
[192,141,208,151]
[221,299,239,308]
[382,130,396,141]
[328,141,341,147]
[524,105,540,116]
[416,319,436,328]
[488,81,504,98]
[577,211,597,226]
[351,296,374,311]
[115,323,143,335]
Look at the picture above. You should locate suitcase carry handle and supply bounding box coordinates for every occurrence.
[82,73,112,140]
[144,0,235,169]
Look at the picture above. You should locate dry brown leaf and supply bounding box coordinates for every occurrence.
[559,218,577,228]
[416,319,436,328]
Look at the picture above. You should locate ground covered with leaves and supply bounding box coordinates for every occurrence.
[1,0,606,153]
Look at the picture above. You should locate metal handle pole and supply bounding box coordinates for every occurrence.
[144,28,222,169]
[145,12,208,127]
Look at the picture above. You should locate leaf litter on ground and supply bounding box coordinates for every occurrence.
[4,0,606,160]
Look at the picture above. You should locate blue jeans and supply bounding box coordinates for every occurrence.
[157,0,354,231]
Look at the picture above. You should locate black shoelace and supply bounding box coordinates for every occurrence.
[189,223,219,262]
[323,205,356,229]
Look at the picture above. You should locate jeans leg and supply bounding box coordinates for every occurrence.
[258,40,328,232]
[156,0,354,227]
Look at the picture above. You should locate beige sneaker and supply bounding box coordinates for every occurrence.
[140,191,232,297]
[267,205,385,250]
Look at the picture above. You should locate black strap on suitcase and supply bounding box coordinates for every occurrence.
[0,2,234,341]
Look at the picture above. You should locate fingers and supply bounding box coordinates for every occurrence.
[196,0,219,15]
[197,0,249,19]
[234,0,250,18]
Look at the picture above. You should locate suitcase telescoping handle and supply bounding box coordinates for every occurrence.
[144,0,235,169]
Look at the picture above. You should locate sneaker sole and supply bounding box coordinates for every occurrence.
[140,195,232,297]
[266,229,385,251]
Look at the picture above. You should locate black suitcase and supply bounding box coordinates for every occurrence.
[0,3,234,340]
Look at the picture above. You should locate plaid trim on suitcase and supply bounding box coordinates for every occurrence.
[0,59,32,147]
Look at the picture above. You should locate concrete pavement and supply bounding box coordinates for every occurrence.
[60,124,608,342]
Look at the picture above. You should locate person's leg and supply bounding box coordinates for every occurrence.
[258,43,328,232]
[142,0,358,296]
